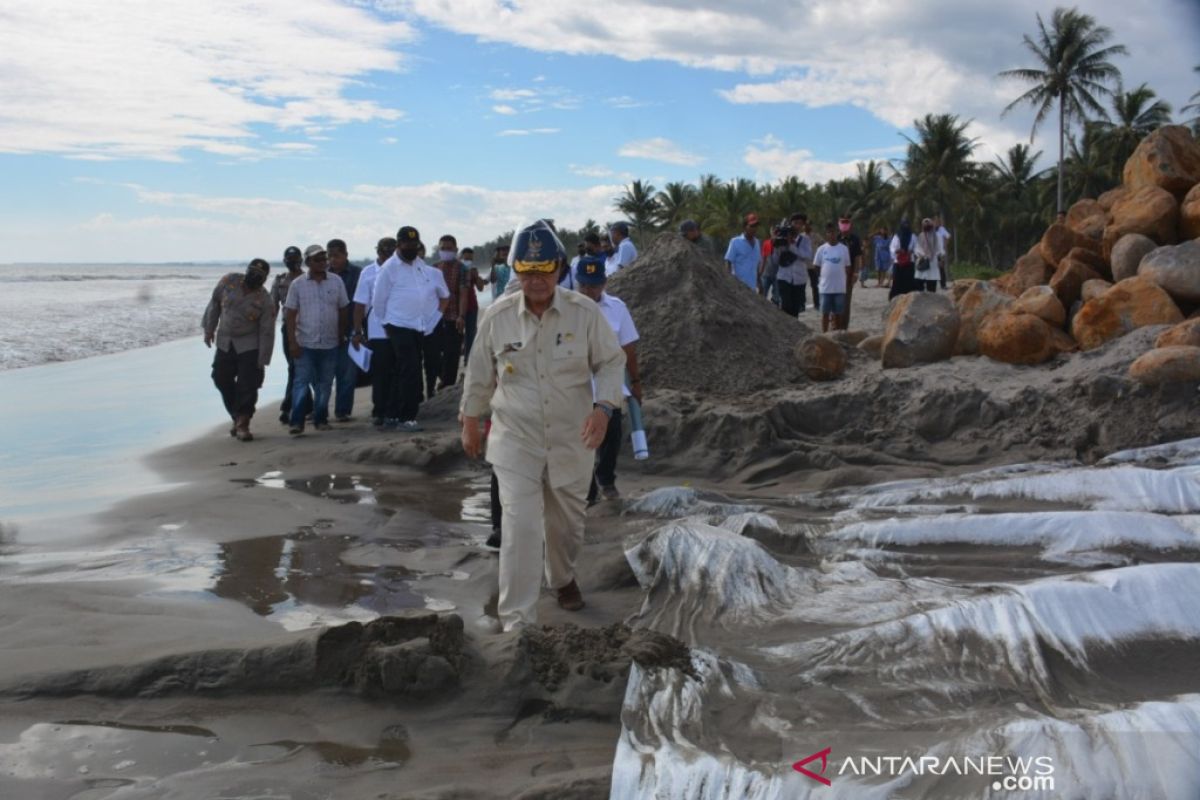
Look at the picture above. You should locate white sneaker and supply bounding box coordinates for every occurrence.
[400,420,423,432]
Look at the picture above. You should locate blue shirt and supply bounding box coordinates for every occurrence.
[491,263,512,299]
[724,234,760,290]
[872,235,892,269]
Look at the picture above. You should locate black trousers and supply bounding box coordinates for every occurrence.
[367,337,394,421]
[889,264,917,299]
[212,345,264,420]
[778,280,806,317]
[384,324,423,422]
[587,410,624,502]
[490,470,502,532]
[917,279,939,292]
[278,326,312,418]
[462,309,478,368]
[807,267,821,309]
[422,319,462,397]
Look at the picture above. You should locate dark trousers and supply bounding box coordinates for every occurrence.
[889,264,917,300]
[423,319,462,397]
[278,327,312,419]
[490,470,502,532]
[333,342,359,418]
[778,280,806,317]
[807,267,821,309]
[367,337,393,421]
[290,347,336,427]
[587,410,624,503]
[212,345,264,420]
[462,309,478,369]
[384,324,423,422]
[917,279,939,292]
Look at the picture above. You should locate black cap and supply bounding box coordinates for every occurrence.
[284,245,302,260]
[397,226,420,244]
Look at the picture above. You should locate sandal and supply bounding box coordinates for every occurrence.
[236,428,254,442]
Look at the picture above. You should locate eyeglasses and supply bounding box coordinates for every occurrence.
[310,254,328,262]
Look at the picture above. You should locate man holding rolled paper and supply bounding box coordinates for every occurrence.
[573,254,644,504]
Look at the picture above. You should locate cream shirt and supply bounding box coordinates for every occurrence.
[461,287,626,488]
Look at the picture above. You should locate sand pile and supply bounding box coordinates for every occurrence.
[519,622,695,693]
[607,233,811,395]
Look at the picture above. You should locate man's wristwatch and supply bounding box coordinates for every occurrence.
[594,402,614,419]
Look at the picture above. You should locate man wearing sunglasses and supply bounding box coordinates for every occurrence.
[460,220,626,632]
[282,244,350,435]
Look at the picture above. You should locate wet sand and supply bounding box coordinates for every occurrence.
[4,278,1200,798]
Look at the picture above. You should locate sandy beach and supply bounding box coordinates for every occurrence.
[3,241,1200,799]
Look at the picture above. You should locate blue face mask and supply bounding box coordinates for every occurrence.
[439,249,457,262]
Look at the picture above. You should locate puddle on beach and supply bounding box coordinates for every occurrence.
[237,470,492,526]
[1,470,491,631]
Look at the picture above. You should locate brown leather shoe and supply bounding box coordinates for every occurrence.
[555,579,585,612]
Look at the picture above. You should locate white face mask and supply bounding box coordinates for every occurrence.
[461,260,473,269]
[439,249,457,262]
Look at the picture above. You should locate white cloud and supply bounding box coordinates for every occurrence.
[569,163,636,181]
[271,142,317,152]
[743,135,860,184]
[492,104,519,115]
[491,89,538,101]
[497,128,560,136]
[606,95,652,109]
[0,0,413,161]
[618,137,704,166]
[391,0,1197,165]
[14,179,626,261]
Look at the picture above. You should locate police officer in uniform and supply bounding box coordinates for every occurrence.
[203,258,275,441]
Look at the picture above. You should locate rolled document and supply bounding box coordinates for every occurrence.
[627,396,649,460]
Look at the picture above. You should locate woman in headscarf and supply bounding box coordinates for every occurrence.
[888,219,917,299]
[912,217,944,292]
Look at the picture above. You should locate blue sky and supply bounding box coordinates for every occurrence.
[1,0,1196,262]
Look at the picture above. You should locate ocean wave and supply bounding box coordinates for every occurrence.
[0,273,210,283]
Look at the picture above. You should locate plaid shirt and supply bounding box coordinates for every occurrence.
[434,259,464,323]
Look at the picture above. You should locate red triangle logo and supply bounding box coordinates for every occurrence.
[793,746,832,786]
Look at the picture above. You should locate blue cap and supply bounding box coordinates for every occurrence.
[511,221,564,273]
[575,254,608,285]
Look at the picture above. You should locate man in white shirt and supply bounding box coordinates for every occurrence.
[283,245,350,434]
[573,254,643,504]
[813,223,851,333]
[934,214,952,289]
[371,226,449,432]
[606,222,638,276]
[352,236,396,428]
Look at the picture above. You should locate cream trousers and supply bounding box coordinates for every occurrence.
[493,464,588,631]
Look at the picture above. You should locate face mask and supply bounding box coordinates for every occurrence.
[461,260,473,269]
[399,246,420,262]
[439,249,457,262]
[838,222,851,234]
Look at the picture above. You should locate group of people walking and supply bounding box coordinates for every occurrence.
[719,211,951,333]
[202,220,644,634]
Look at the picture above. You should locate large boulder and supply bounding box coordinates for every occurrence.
[1066,198,1108,240]
[1102,185,1179,258]
[1066,246,1111,281]
[881,292,960,368]
[1128,346,1200,385]
[956,280,1014,355]
[1181,183,1200,241]
[858,335,884,358]
[1098,186,1131,213]
[1049,255,1103,310]
[1040,222,1099,267]
[1081,279,1112,303]
[1012,285,1066,327]
[1123,125,1200,200]
[1138,240,1200,305]
[978,312,1076,365]
[949,279,978,305]
[1156,318,1200,348]
[1111,233,1159,282]
[1071,275,1184,350]
[995,247,1054,297]
[796,335,846,381]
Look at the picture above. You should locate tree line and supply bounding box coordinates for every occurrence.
[473,7,1199,274]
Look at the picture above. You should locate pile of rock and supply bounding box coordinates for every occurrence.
[867,124,1200,384]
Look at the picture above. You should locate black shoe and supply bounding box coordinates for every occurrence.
[485,528,501,550]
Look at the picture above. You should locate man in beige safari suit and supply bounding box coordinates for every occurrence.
[460,220,625,632]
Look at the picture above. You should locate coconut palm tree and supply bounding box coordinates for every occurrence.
[1182,65,1200,135]
[653,181,697,229]
[1094,82,1173,177]
[998,6,1127,213]
[845,160,894,231]
[892,113,982,234]
[613,180,660,248]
